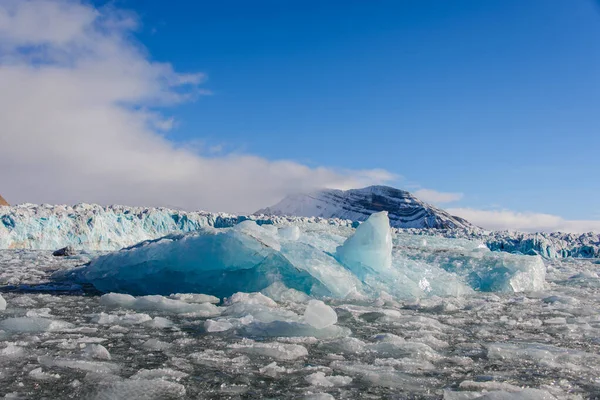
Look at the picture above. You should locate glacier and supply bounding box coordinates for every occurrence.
[56,212,545,299]
[2,203,599,259]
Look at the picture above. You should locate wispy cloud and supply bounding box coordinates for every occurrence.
[0,0,396,213]
[414,189,463,204]
[447,208,600,233]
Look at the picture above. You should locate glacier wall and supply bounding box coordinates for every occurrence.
[0,204,354,251]
[1,204,599,259]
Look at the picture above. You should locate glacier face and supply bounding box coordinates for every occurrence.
[57,212,545,299]
[1,203,599,259]
[256,185,476,230]
[0,203,314,251]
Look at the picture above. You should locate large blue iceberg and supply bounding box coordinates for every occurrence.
[56,212,546,299]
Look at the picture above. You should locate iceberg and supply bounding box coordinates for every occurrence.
[55,211,546,299]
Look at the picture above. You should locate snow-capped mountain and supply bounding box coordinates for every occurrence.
[256,185,476,230]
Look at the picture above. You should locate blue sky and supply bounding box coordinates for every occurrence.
[112,0,600,219]
[1,0,599,231]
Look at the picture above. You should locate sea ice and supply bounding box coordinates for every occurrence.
[305,371,352,387]
[90,378,186,400]
[0,317,74,333]
[0,293,6,311]
[303,300,338,329]
[83,344,111,360]
[229,340,309,360]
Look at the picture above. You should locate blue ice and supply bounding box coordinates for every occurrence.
[56,212,546,299]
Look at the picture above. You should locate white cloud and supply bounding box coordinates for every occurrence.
[0,0,396,213]
[413,189,463,204]
[447,208,600,233]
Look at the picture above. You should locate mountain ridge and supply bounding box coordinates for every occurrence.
[256,185,477,230]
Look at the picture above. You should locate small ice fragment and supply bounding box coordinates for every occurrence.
[225,292,277,307]
[130,368,188,381]
[91,379,186,399]
[38,356,120,374]
[304,300,338,329]
[259,362,288,378]
[99,293,136,308]
[262,282,310,303]
[28,367,60,381]
[169,293,220,304]
[0,294,6,311]
[142,339,172,351]
[229,341,308,360]
[0,344,26,359]
[304,393,335,400]
[305,371,352,387]
[145,317,175,329]
[204,319,234,332]
[83,344,111,360]
[0,317,73,333]
[91,312,152,325]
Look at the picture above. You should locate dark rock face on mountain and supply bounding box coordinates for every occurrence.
[0,195,8,207]
[256,185,476,230]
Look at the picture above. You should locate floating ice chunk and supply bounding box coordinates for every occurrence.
[240,320,350,339]
[305,371,352,387]
[204,319,234,332]
[0,294,6,311]
[130,368,188,381]
[336,211,393,276]
[91,312,152,325]
[38,355,120,374]
[145,317,175,329]
[259,362,289,377]
[486,342,600,373]
[25,308,53,318]
[468,388,559,400]
[318,337,366,354]
[0,317,73,333]
[189,349,250,368]
[304,300,338,329]
[28,367,60,381]
[83,344,111,360]
[100,293,136,308]
[262,282,310,303]
[330,360,438,389]
[142,339,172,351]
[0,344,26,359]
[459,380,523,392]
[131,295,221,315]
[91,379,186,400]
[225,292,277,307]
[279,226,300,241]
[100,294,221,316]
[304,394,335,400]
[229,340,308,360]
[168,293,220,304]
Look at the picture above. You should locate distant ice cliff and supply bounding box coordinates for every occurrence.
[1,203,599,258]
